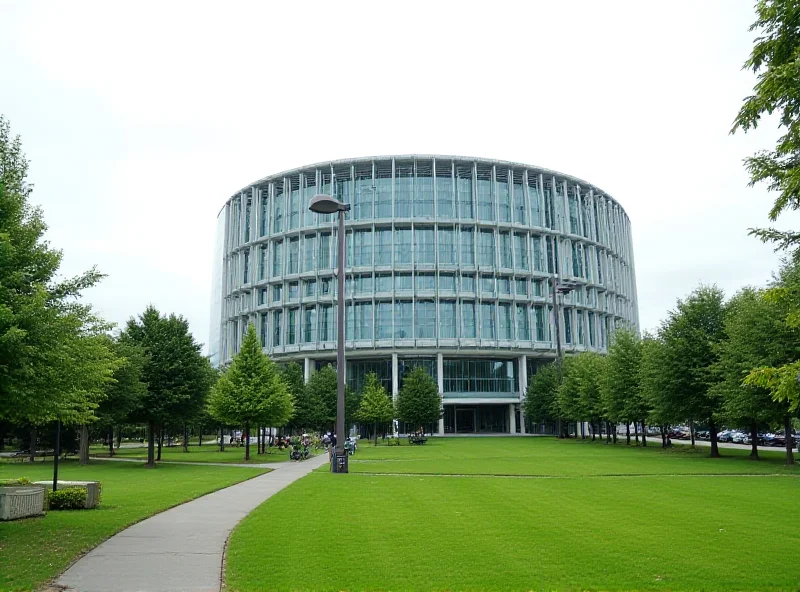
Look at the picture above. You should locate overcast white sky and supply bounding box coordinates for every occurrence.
[1,0,796,352]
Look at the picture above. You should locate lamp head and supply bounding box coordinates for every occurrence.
[309,194,349,214]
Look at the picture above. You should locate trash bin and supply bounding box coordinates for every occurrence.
[331,451,349,473]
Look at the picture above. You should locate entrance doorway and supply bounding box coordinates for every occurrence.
[455,407,476,433]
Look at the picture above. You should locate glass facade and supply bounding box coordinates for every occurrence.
[211,155,638,428]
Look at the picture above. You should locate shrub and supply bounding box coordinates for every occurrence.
[0,478,32,486]
[387,437,401,447]
[47,488,87,510]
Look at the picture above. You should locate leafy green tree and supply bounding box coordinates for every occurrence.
[356,373,395,445]
[0,116,111,429]
[305,364,359,433]
[209,325,292,461]
[713,286,798,463]
[636,333,665,446]
[658,286,727,457]
[732,0,800,250]
[559,353,606,440]
[122,305,215,467]
[396,367,441,434]
[282,361,310,432]
[94,338,148,458]
[523,362,561,435]
[602,329,643,445]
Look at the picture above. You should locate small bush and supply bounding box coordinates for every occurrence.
[47,487,87,510]
[0,478,31,486]
[387,438,401,447]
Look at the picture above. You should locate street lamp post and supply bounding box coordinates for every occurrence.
[309,194,351,473]
[549,236,577,438]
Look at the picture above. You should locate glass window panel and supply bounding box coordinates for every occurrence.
[318,304,333,341]
[272,309,282,346]
[395,273,413,292]
[289,178,300,230]
[532,235,544,272]
[460,227,475,265]
[481,302,496,339]
[260,312,268,347]
[443,359,516,393]
[376,302,393,339]
[259,188,269,237]
[354,229,373,267]
[498,302,512,340]
[414,163,434,217]
[461,274,476,292]
[478,230,495,266]
[354,302,373,340]
[287,237,299,274]
[286,308,297,345]
[272,284,282,302]
[476,167,494,221]
[513,174,526,224]
[272,240,283,276]
[302,173,316,227]
[439,273,456,293]
[288,282,298,301]
[414,227,435,265]
[354,165,373,221]
[273,183,284,233]
[242,250,250,284]
[303,234,316,272]
[515,278,528,296]
[456,165,474,219]
[516,304,530,340]
[588,311,596,346]
[394,229,412,264]
[318,233,331,269]
[535,306,547,341]
[481,274,495,296]
[438,227,456,265]
[375,228,392,265]
[304,280,316,297]
[376,273,392,292]
[499,231,512,268]
[355,273,373,295]
[563,308,573,344]
[568,193,579,235]
[528,175,541,227]
[497,276,511,295]
[395,163,413,217]
[514,233,528,270]
[415,273,435,292]
[497,170,511,222]
[394,300,413,338]
[462,301,477,338]
[415,300,436,338]
[436,163,455,218]
[439,300,456,338]
[303,306,316,342]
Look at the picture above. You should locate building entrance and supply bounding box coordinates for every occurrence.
[455,408,476,433]
[444,404,510,434]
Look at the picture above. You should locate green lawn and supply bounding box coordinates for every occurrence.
[0,461,267,592]
[88,442,296,464]
[227,438,800,592]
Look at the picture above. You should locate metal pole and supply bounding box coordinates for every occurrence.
[53,420,61,492]
[335,207,348,472]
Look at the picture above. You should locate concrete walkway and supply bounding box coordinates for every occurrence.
[56,453,330,592]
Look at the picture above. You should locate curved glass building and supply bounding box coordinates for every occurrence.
[209,156,638,434]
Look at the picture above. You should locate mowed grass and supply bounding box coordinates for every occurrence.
[336,436,800,476]
[228,438,800,592]
[89,442,294,464]
[0,461,267,592]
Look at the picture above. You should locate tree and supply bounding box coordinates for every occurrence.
[94,338,148,459]
[713,286,798,463]
[282,361,312,432]
[732,0,800,251]
[558,353,606,440]
[638,334,666,446]
[523,362,561,435]
[356,373,395,445]
[658,286,727,457]
[208,324,292,461]
[602,329,643,445]
[396,367,441,434]
[0,116,110,429]
[122,305,215,467]
[305,365,359,433]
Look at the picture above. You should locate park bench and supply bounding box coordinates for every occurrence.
[408,436,428,445]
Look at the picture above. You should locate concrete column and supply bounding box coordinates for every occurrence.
[509,403,516,434]
[303,358,313,383]
[437,353,445,436]
[392,353,399,435]
[518,355,527,434]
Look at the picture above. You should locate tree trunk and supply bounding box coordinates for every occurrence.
[183,424,189,453]
[580,421,585,439]
[634,422,639,445]
[146,421,156,468]
[661,427,667,448]
[749,421,759,460]
[606,421,612,443]
[157,426,164,461]
[708,419,720,458]
[783,415,795,465]
[244,422,251,461]
[612,422,617,444]
[625,423,630,445]
[591,421,596,441]
[198,429,202,447]
[220,426,225,452]
[641,420,647,447]
[79,425,89,465]
[116,427,122,449]
[29,426,37,462]
[689,419,695,447]
[374,421,379,446]
[556,418,563,438]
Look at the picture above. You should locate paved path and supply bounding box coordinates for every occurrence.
[56,453,330,592]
